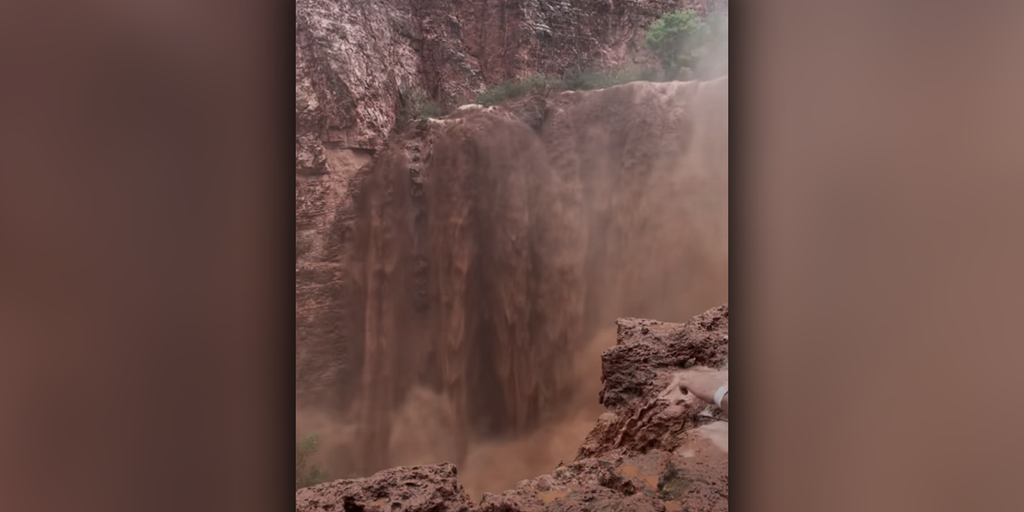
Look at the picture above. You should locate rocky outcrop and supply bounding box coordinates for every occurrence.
[472,305,729,512]
[297,305,729,512]
[296,462,474,512]
[577,306,729,459]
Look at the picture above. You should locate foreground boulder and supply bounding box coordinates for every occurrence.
[298,304,728,512]
[579,305,729,459]
[295,463,474,512]
[472,305,729,512]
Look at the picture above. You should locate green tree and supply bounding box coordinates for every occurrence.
[296,433,329,490]
[645,10,710,77]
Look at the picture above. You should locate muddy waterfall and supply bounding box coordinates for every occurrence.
[296,76,728,491]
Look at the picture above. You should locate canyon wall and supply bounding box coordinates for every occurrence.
[295,0,709,410]
[295,0,728,482]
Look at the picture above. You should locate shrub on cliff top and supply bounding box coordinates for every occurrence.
[477,74,559,106]
[296,433,329,490]
[417,100,444,119]
[398,85,445,127]
[477,67,661,106]
[645,9,710,77]
[560,66,661,91]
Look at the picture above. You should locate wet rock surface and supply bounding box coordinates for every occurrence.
[298,305,729,512]
[475,305,729,512]
[296,463,474,512]
[580,306,729,458]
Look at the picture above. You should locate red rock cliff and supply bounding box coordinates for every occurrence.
[295,0,728,485]
[296,0,713,409]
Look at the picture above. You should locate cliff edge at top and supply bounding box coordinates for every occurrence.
[296,0,711,160]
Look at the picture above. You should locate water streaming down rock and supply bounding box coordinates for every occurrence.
[297,76,728,478]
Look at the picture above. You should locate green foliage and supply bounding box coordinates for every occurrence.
[398,85,445,127]
[645,9,710,76]
[560,66,661,91]
[296,433,329,490]
[477,74,560,106]
[476,66,662,106]
[417,100,444,119]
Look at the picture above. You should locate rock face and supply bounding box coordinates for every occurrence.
[296,0,424,408]
[473,305,729,512]
[295,0,720,411]
[296,463,474,512]
[297,305,729,512]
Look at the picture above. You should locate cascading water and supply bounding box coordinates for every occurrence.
[296,77,728,497]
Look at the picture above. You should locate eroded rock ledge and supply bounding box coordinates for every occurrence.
[297,304,729,512]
